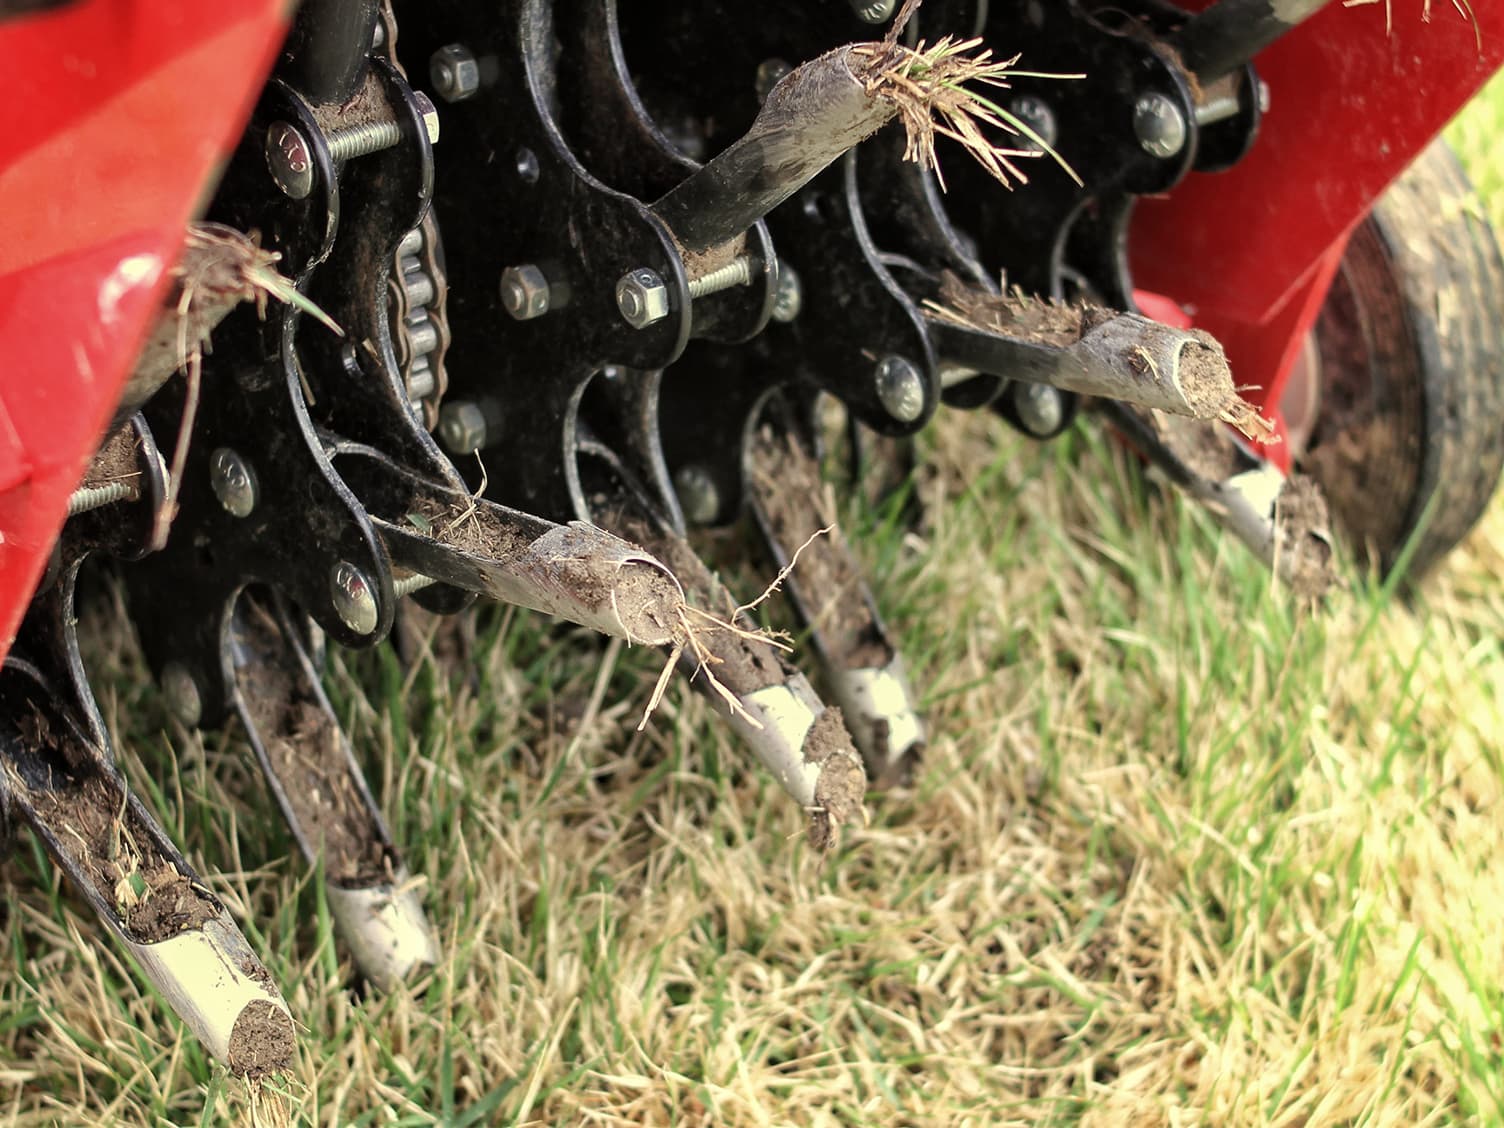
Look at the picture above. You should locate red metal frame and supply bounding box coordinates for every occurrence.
[0,0,1499,668]
[1131,1,1504,468]
[0,0,290,659]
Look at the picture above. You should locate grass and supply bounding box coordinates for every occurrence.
[4,51,1504,1128]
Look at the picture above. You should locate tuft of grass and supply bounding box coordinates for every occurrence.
[853,35,1082,191]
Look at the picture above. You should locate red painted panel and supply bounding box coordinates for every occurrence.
[1130,2,1504,418]
[0,0,290,656]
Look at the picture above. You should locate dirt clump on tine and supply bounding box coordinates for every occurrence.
[237,630,388,888]
[613,512,785,693]
[227,999,296,1079]
[1275,474,1337,602]
[22,764,217,942]
[747,425,890,669]
[409,494,530,561]
[926,270,1088,348]
[804,706,865,851]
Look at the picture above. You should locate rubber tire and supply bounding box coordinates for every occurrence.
[1301,139,1504,580]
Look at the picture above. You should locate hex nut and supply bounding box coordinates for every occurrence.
[430,44,481,103]
[615,268,671,329]
[500,264,551,320]
[438,400,489,455]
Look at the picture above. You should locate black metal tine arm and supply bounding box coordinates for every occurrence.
[578,442,868,851]
[0,658,296,1077]
[332,444,687,647]
[922,289,1263,432]
[651,45,897,253]
[742,402,925,785]
[1174,0,1337,82]
[1097,401,1336,598]
[228,590,439,991]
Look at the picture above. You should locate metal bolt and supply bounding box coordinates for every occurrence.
[265,121,314,199]
[438,400,489,455]
[67,480,136,516]
[413,91,440,145]
[500,264,552,320]
[1012,382,1065,436]
[330,561,379,636]
[209,447,257,518]
[393,573,436,599]
[327,118,403,164]
[1133,93,1188,159]
[851,0,897,23]
[686,255,755,300]
[1257,80,1271,115]
[755,58,791,103]
[875,356,925,423]
[771,262,802,323]
[615,268,671,329]
[160,662,202,728]
[1009,95,1058,151]
[430,43,480,103]
[674,465,721,526]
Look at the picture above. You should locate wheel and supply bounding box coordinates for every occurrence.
[1290,139,1504,579]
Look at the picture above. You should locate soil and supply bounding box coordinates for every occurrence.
[747,426,891,670]
[1274,475,1337,601]
[81,424,143,495]
[410,494,530,562]
[804,707,865,852]
[612,511,782,694]
[226,999,296,1079]
[676,231,750,283]
[236,625,388,888]
[22,771,217,942]
[1174,331,1277,443]
[930,271,1087,348]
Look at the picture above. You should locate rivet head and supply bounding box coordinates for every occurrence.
[160,662,202,727]
[1133,93,1187,159]
[264,121,314,199]
[330,561,379,636]
[1012,382,1066,437]
[874,356,926,423]
[674,464,721,526]
[771,262,802,323]
[209,447,257,519]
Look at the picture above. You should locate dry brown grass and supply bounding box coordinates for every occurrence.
[0,401,1501,1124]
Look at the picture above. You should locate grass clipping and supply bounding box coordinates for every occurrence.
[851,8,1081,191]
[143,223,342,549]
